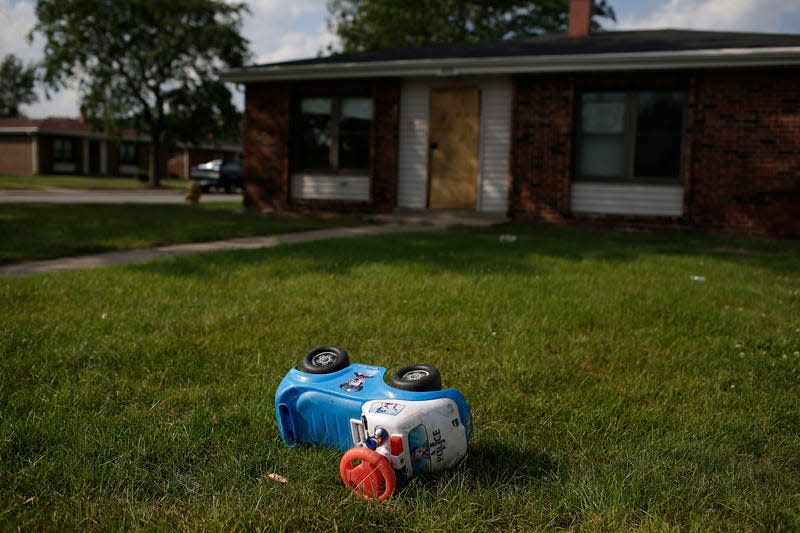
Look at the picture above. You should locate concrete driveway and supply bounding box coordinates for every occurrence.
[0,190,240,204]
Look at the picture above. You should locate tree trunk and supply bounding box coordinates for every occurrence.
[148,130,161,188]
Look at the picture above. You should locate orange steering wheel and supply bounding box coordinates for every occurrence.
[339,447,397,501]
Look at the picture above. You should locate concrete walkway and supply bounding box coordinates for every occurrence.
[0,208,509,277]
[0,189,237,204]
[0,224,441,277]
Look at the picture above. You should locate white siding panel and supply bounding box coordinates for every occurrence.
[397,80,430,209]
[53,162,76,173]
[478,79,512,213]
[571,183,684,216]
[119,164,138,176]
[291,174,370,201]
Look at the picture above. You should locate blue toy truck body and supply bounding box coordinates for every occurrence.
[275,363,473,452]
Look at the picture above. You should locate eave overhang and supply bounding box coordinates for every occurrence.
[220,47,800,83]
[0,126,150,142]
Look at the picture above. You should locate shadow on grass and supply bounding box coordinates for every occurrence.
[464,440,558,484]
[397,440,557,497]
[134,225,800,281]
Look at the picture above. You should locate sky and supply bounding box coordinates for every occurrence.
[3,0,800,119]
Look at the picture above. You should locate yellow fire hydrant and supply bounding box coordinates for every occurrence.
[185,181,202,204]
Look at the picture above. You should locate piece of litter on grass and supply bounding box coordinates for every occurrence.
[268,473,288,484]
[499,234,517,243]
[690,275,706,282]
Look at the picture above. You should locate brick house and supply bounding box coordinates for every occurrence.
[221,4,800,238]
[0,117,241,179]
[0,117,156,178]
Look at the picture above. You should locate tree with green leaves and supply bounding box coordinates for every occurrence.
[0,54,38,118]
[32,0,250,187]
[327,0,616,53]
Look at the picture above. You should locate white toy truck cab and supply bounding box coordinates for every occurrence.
[349,397,469,481]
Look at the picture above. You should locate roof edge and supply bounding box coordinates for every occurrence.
[221,47,800,82]
[0,126,150,141]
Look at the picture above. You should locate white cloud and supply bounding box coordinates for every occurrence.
[253,27,334,64]
[246,0,324,21]
[243,0,336,64]
[0,0,38,63]
[614,0,800,32]
[21,86,81,118]
[0,0,82,118]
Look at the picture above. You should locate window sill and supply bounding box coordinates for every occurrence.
[294,169,371,176]
[574,176,682,186]
[291,174,370,202]
[53,162,77,173]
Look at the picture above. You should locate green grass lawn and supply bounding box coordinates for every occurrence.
[0,203,360,264]
[0,174,188,191]
[1,226,798,531]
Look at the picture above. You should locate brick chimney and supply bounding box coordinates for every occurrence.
[568,0,592,38]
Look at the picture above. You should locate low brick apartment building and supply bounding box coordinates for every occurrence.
[221,1,800,238]
[0,117,241,180]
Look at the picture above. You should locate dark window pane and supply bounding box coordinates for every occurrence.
[636,91,685,135]
[338,97,372,169]
[634,91,686,178]
[634,135,683,178]
[299,98,333,170]
[55,138,74,161]
[120,143,137,164]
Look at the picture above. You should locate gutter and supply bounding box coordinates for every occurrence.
[0,127,39,135]
[220,47,800,82]
[0,126,149,142]
[174,141,242,152]
[0,128,242,152]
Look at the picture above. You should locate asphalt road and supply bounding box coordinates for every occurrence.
[0,190,241,204]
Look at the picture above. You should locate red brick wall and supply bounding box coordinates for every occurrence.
[107,140,120,176]
[167,152,185,178]
[0,135,33,175]
[242,78,400,212]
[38,136,53,174]
[370,79,400,212]
[243,82,291,210]
[509,75,574,223]
[510,70,800,238]
[688,70,800,237]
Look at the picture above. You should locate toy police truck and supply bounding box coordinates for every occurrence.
[275,346,473,500]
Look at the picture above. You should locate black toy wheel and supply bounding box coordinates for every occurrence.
[390,364,442,392]
[300,345,350,374]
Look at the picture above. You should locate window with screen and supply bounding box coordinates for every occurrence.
[577,91,686,181]
[296,96,372,172]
